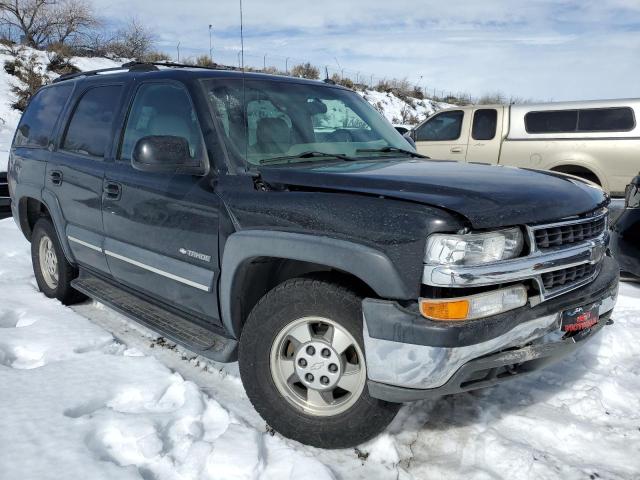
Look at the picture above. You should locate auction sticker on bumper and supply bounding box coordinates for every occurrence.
[561,302,601,332]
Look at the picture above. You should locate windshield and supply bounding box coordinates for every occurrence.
[202,78,415,166]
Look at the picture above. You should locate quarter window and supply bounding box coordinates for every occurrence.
[525,110,577,134]
[525,107,635,134]
[62,85,122,158]
[472,109,498,140]
[415,110,464,141]
[120,83,204,161]
[578,107,635,132]
[14,84,72,148]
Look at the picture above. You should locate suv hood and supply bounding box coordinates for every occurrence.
[259,159,608,229]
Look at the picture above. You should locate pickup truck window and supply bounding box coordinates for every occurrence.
[120,83,205,161]
[525,110,577,134]
[525,107,635,134]
[14,84,72,148]
[415,110,464,141]
[577,107,635,132]
[472,109,497,140]
[203,79,409,166]
[62,85,122,158]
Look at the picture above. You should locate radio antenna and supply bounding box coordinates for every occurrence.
[239,0,245,71]
[239,0,248,168]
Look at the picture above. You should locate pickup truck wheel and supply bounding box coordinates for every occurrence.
[239,277,401,448]
[31,218,86,305]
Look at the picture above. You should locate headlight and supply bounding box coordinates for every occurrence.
[425,228,524,266]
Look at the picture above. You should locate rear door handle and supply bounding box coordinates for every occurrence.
[50,170,63,186]
[103,181,122,201]
[450,147,463,153]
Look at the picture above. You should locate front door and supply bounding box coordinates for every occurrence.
[413,109,470,160]
[102,81,222,324]
[465,107,504,164]
[47,84,124,274]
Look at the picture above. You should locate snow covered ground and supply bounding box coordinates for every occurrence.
[1,216,639,479]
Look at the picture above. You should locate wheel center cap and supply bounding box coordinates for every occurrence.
[294,340,342,391]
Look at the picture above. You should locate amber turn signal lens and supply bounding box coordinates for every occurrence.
[419,299,470,321]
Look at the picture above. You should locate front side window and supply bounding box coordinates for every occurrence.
[472,109,498,140]
[204,79,411,166]
[62,85,122,158]
[14,84,72,148]
[120,83,205,161]
[415,110,464,141]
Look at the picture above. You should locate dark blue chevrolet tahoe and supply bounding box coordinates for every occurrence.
[8,63,619,448]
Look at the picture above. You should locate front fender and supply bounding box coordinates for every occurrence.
[219,230,412,338]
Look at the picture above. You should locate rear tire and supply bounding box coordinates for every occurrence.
[31,217,86,305]
[239,277,400,448]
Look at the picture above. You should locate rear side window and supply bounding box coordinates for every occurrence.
[525,107,635,134]
[578,107,635,132]
[62,85,122,158]
[415,110,464,141]
[14,84,73,148]
[472,109,498,140]
[525,110,577,133]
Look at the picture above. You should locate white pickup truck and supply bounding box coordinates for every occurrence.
[410,99,640,197]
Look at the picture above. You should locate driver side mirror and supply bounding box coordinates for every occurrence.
[403,132,416,149]
[625,174,640,209]
[132,135,205,175]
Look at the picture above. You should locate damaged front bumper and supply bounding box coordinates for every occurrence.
[363,256,619,403]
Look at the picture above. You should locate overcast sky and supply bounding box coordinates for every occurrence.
[91,0,640,101]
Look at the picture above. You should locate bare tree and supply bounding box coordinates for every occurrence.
[108,18,154,60]
[0,0,98,47]
[50,0,98,45]
[0,0,55,47]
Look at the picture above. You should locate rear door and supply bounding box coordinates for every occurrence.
[47,83,124,274]
[102,80,222,324]
[413,109,470,160]
[10,83,73,219]
[465,106,504,164]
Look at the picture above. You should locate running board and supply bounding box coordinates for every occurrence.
[72,271,237,362]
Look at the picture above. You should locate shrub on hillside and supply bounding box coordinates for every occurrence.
[290,62,319,79]
[6,52,49,111]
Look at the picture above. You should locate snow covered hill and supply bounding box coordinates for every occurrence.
[1,218,640,479]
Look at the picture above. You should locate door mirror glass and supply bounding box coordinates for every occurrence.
[625,175,640,209]
[132,135,204,174]
[403,132,416,149]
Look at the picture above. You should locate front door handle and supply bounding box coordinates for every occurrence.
[450,147,463,153]
[103,181,122,201]
[50,170,63,186]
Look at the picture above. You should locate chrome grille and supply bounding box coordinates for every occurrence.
[534,216,606,249]
[541,263,598,290]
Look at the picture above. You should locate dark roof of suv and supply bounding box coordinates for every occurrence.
[53,62,348,89]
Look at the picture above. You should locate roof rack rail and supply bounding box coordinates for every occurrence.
[53,61,236,83]
[53,62,158,83]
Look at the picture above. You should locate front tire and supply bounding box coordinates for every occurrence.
[31,217,86,305]
[239,277,400,448]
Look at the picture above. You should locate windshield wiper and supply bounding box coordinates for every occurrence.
[259,151,357,165]
[356,146,429,158]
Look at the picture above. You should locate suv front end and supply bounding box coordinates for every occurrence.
[363,208,618,401]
